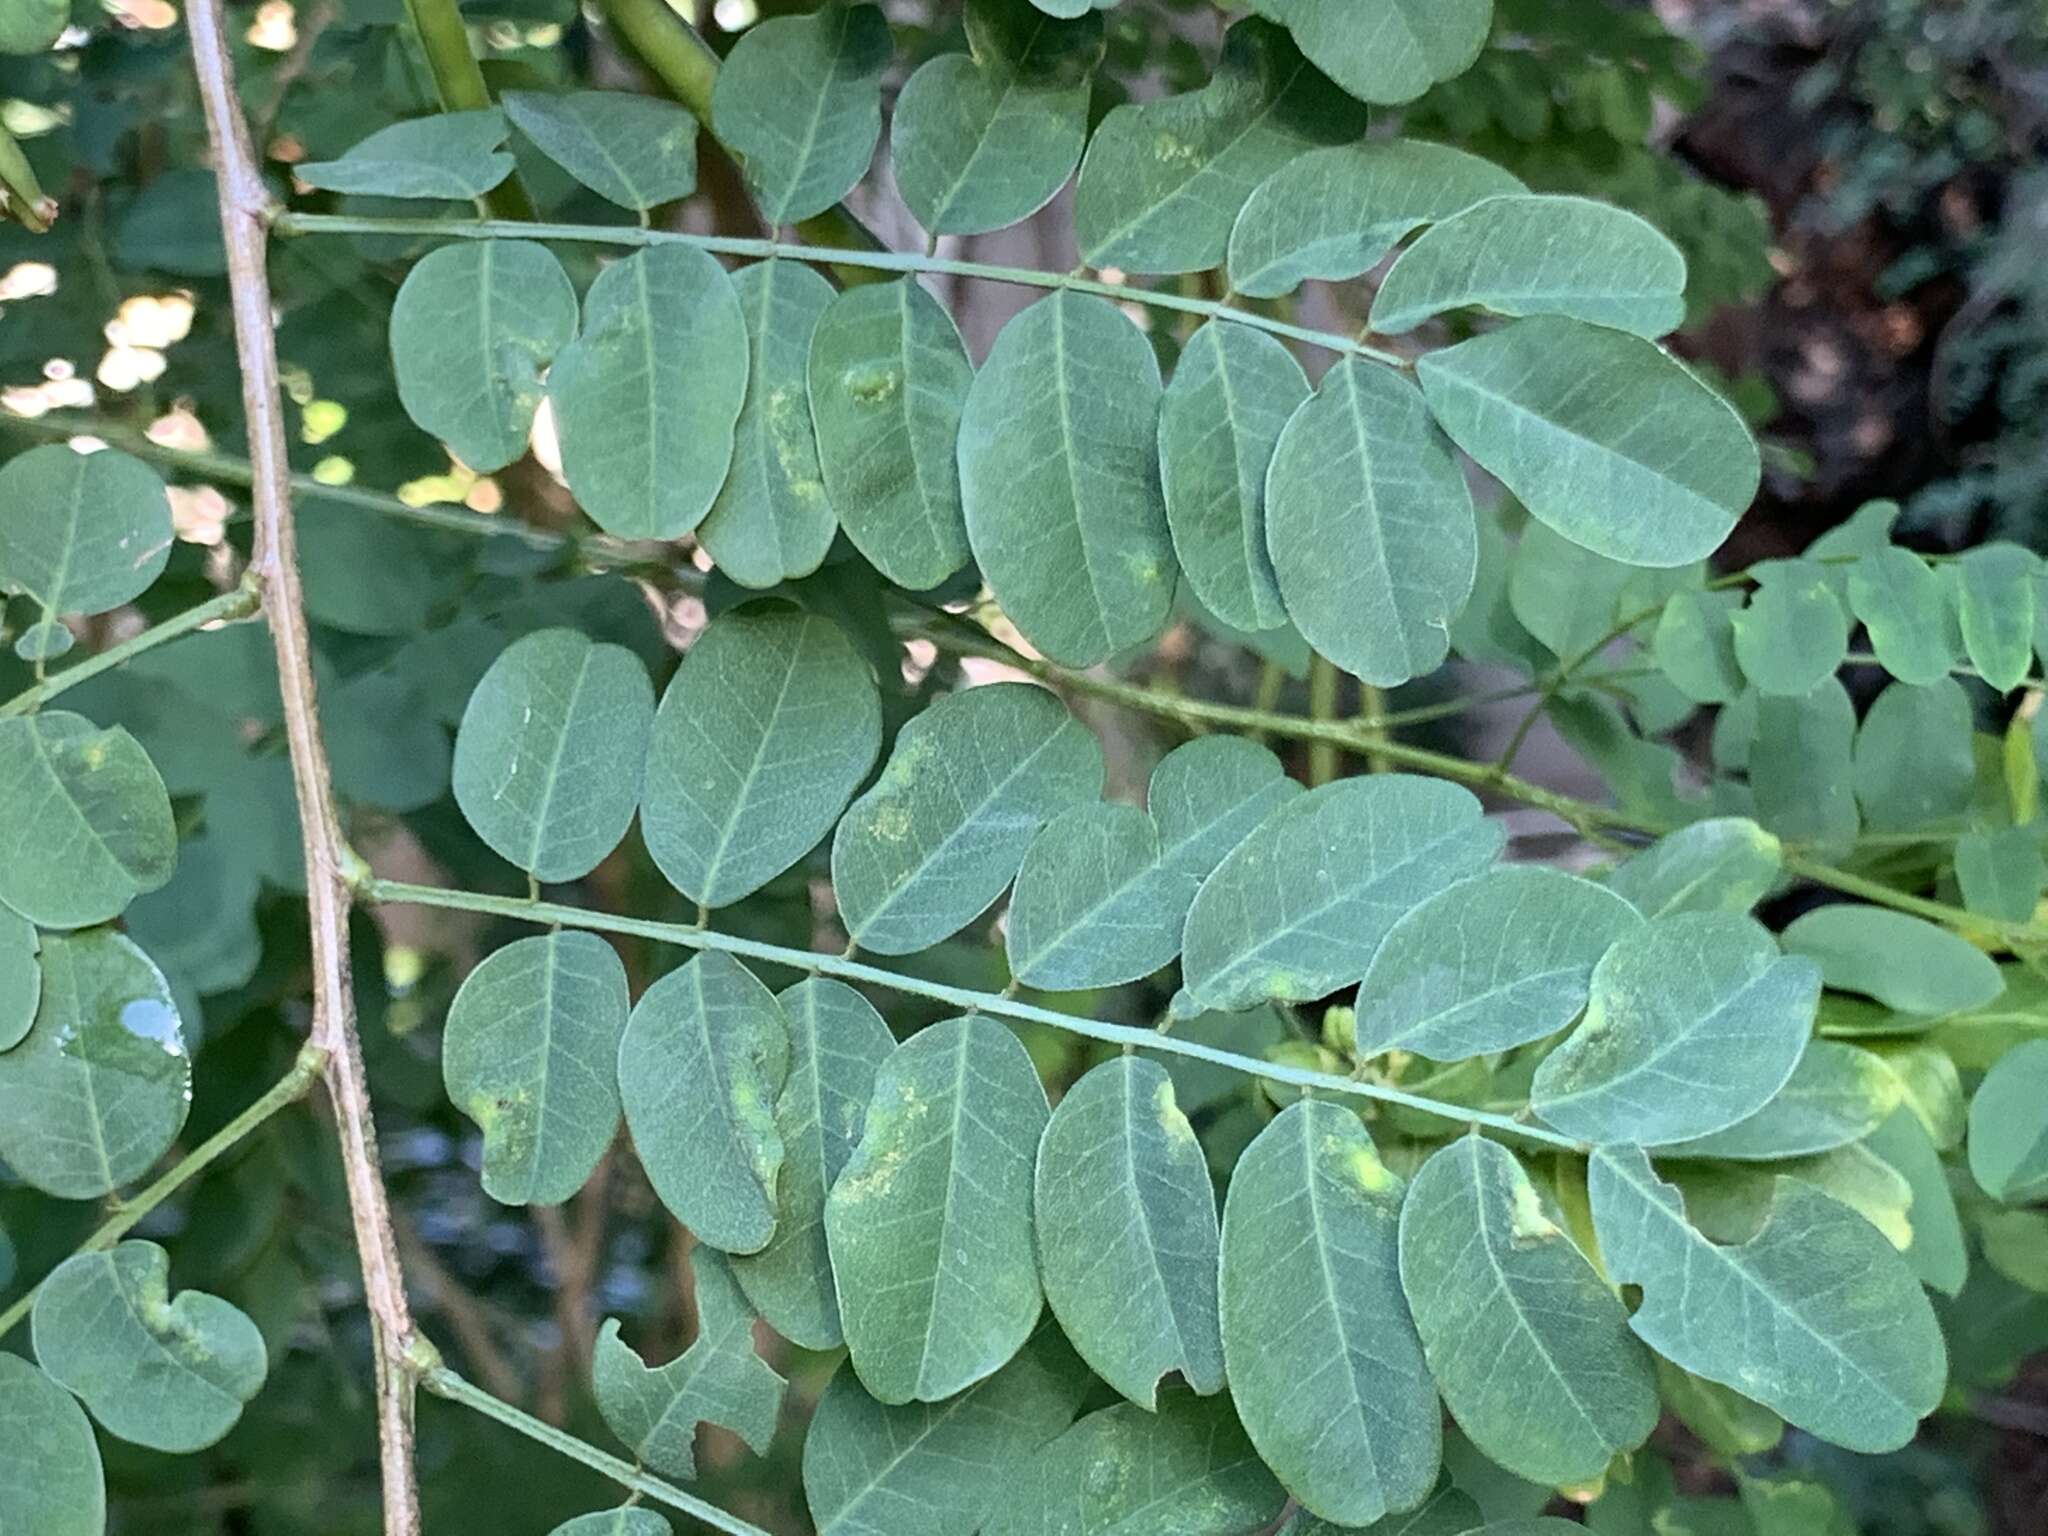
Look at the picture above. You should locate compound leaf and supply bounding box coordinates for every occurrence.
[0,928,188,1199]
[441,930,630,1206]
[391,239,577,473]
[1781,904,2003,1016]
[1266,359,1476,686]
[1530,913,1820,1147]
[0,446,173,645]
[643,606,881,909]
[550,245,750,540]
[1968,1040,2048,1203]
[1417,315,1759,569]
[0,711,175,929]
[1398,1136,1658,1486]
[960,292,1174,667]
[1605,817,1781,918]
[1588,1143,1946,1453]
[450,629,654,883]
[0,1354,104,1536]
[832,683,1102,955]
[808,278,975,591]
[503,90,697,211]
[1220,1100,1439,1525]
[825,1016,1049,1404]
[32,1240,265,1453]
[297,109,513,198]
[1034,1057,1223,1406]
[1353,866,1643,1062]
[618,952,791,1255]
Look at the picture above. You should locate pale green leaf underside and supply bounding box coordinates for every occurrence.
[1004,803,1185,991]
[1248,0,1491,106]
[1178,775,1503,1015]
[32,1240,266,1453]
[1034,1057,1223,1406]
[297,108,513,199]
[618,951,791,1255]
[1220,1101,1439,1526]
[1266,358,1476,687]
[1353,865,1643,1062]
[503,89,698,211]
[391,239,577,474]
[832,682,1103,956]
[1732,567,1849,696]
[643,605,881,909]
[960,291,1175,667]
[1072,16,1366,275]
[808,277,975,591]
[0,445,173,625]
[801,1328,1090,1536]
[1227,139,1523,299]
[592,1247,785,1480]
[441,929,630,1206]
[0,710,176,930]
[1659,1040,1904,1161]
[731,979,895,1349]
[450,628,654,883]
[1399,1136,1658,1485]
[1654,587,1745,703]
[1968,1039,2048,1203]
[1374,194,1686,337]
[0,1353,104,1536]
[1532,913,1820,1147]
[0,927,189,1199]
[1417,315,1760,570]
[825,1016,1050,1405]
[1781,904,2005,1016]
[1589,1144,1947,1453]
[549,244,750,540]
[1604,816,1781,919]
[1147,735,1301,884]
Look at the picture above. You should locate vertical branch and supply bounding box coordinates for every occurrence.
[183,3,424,1530]
[401,0,535,219]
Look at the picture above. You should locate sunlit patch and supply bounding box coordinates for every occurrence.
[95,345,166,392]
[107,292,195,350]
[464,477,502,513]
[311,455,354,486]
[108,0,179,30]
[0,262,57,301]
[901,636,936,686]
[146,406,209,452]
[712,0,759,30]
[299,397,347,444]
[246,0,297,50]
[529,395,563,480]
[1,101,65,137]
[167,485,231,546]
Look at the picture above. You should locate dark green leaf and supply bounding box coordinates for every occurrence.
[1005,804,1184,990]
[1781,904,2003,1016]
[1867,1109,1968,1297]
[548,1512,672,1536]
[0,446,173,641]
[1147,735,1300,883]
[1652,588,1745,704]
[503,90,698,211]
[0,902,40,1051]
[1955,543,2037,692]
[0,1354,104,1536]
[1604,817,1781,918]
[1247,0,1491,106]
[1732,566,1849,696]
[1751,681,1860,855]
[1659,1041,1904,1160]
[297,109,514,199]
[1845,548,1954,687]
[0,711,175,929]
[1956,826,2045,922]
[1968,1040,2048,1203]
[1278,1479,1482,1535]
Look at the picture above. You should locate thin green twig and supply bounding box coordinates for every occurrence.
[0,582,261,718]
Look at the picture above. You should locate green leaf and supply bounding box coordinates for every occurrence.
[0,1353,104,1536]
[592,1247,785,1480]
[0,928,188,1198]
[1417,316,1760,569]
[1372,195,1686,338]
[808,278,975,591]
[450,629,654,882]
[0,902,40,1052]
[1530,913,1821,1147]
[1353,866,1643,1062]
[549,1512,673,1536]
[801,1329,1091,1536]
[1852,675,1975,830]
[1158,322,1307,632]
[503,90,698,211]
[1148,735,1301,883]
[1955,543,2037,692]
[825,1016,1050,1404]
[1267,359,1476,685]
[1655,1359,1783,1458]
[1659,1041,1904,1160]
[32,1240,265,1452]
[1279,1479,1482,1535]
[1956,826,2045,922]
[441,930,630,1206]
[1867,1108,1968,1297]
[1005,805,1184,990]
[1179,776,1503,1015]
[296,109,514,199]
[1070,17,1366,274]
[1588,1143,1946,1453]
[0,0,66,53]
[731,979,895,1349]
[710,3,891,224]
[960,292,1174,666]
[1968,1039,2048,1203]
[390,239,577,474]
[619,952,791,1254]
[1751,681,1860,855]
[1227,139,1523,299]
[1033,1057,1223,1405]
[832,682,1102,956]
[1653,588,1745,704]
[984,1392,1284,1536]
[1605,817,1782,918]
[698,259,839,588]
[0,446,172,636]
[1845,548,1954,686]
[1398,1136,1658,1486]
[891,0,1102,237]
[1220,1101,1438,1525]
[549,245,751,540]
[1980,1209,2048,1292]
[1781,904,2003,1016]
[1247,0,1491,106]
[0,712,176,930]
[1732,565,1850,696]
[644,606,881,909]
